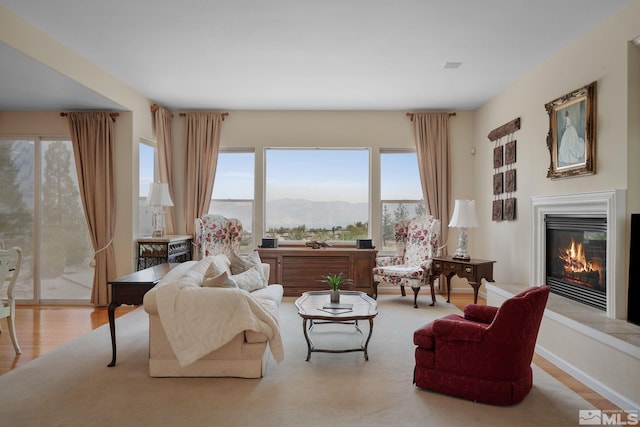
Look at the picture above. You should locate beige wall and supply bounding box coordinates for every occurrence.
[472,1,640,294]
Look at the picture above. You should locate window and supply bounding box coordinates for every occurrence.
[139,140,157,237]
[265,148,369,242]
[0,138,93,303]
[209,150,255,250]
[380,150,425,253]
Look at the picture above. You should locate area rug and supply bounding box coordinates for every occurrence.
[0,295,593,426]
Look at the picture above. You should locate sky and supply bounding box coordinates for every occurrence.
[140,147,422,203]
[265,149,369,202]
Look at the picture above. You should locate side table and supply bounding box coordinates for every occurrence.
[137,235,192,270]
[431,256,496,304]
[107,263,176,367]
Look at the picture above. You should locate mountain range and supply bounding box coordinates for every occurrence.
[213,198,368,230]
[266,198,368,229]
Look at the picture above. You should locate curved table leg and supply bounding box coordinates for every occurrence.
[470,281,480,304]
[363,319,374,361]
[107,302,119,367]
[429,278,436,307]
[302,318,313,361]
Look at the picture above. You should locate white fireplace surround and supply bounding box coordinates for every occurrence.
[530,190,626,319]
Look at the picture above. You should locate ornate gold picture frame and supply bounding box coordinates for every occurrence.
[545,81,596,179]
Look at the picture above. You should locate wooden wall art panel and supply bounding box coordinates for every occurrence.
[489,117,520,221]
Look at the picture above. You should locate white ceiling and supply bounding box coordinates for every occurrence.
[0,0,632,111]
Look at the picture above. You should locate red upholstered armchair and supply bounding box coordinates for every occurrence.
[413,285,549,405]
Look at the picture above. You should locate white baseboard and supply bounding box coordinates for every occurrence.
[535,345,640,411]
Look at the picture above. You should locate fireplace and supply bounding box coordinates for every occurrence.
[545,216,607,310]
[531,190,626,319]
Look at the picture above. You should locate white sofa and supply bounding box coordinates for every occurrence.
[143,258,283,378]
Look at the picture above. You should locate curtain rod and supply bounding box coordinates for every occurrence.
[151,104,229,121]
[179,112,229,121]
[406,112,456,121]
[60,112,119,122]
[150,104,175,117]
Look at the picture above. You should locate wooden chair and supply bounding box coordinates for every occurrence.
[0,247,22,354]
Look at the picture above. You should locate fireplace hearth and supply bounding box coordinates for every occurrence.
[545,216,607,310]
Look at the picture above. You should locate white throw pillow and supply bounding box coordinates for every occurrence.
[202,264,236,288]
[210,254,232,277]
[230,251,267,287]
[227,266,265,292]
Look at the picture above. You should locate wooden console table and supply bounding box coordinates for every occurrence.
[256,247,378,297]
[431,256,496,304]
[137,235,192,270]
[107,263,176,367]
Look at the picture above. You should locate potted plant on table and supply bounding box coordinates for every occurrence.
[322,272,351,303]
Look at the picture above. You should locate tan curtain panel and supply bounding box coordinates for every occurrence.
[152,105,176,235]
[66,112,116,306]
[412,112,451,250]
[183,112,223,235]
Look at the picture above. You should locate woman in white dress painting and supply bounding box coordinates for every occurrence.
[557,108,585,167]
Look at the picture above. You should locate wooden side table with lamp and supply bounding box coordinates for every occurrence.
[138,182,191,270]
[439,199,496,304]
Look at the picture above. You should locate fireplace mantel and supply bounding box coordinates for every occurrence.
[530,190,626,319]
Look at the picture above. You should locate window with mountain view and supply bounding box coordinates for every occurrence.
[380,150,425,253]
[265,148,369,242]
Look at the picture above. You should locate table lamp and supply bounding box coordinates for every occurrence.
[145,182,174,238]
[448,199,479,260]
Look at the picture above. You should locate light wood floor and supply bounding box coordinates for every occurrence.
[0,293,621,411]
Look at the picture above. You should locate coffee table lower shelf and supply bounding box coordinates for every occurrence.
[301,318,374,361]
[294,291,378,361]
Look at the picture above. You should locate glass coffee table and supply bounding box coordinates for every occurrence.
[294,290,378,361]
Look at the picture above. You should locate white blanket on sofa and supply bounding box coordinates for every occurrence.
[155,281,284,368]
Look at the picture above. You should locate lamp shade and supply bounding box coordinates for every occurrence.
[145,182,174,207]
[448,199,479,228]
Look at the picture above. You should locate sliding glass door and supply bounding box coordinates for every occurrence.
[0,138,93,303]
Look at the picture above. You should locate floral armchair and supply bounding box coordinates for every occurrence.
[373,215,441,308]
[194,214,243,260]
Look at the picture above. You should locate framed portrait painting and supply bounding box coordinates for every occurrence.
[545,81,596,179]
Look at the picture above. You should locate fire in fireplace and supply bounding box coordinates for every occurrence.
[558,238,604,288]
[545,215,607,310]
